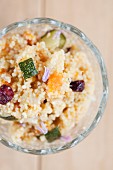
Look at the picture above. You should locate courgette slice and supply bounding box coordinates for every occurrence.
[40,30,66,50]
[59,33,66,48]
[45,127,61,142]
[0,115,17,121]
[19,58,38,79]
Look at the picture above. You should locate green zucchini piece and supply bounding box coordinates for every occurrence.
[19,58,38,79]
[45,127,61,142]
[40,30,66,50]
[59,33,66,48]
[0,115,17,121]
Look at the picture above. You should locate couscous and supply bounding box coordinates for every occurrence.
[0,25,95,143]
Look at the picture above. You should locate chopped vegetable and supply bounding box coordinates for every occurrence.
[59,32,66,48]
[70,80,85,92]
[40,122,48,134]
[19,58,38,79]
[20,123,26,127]
[61,136,72,142]
[0,115,17,121]
[47,72,62,92]
[45,127,61,142]
[36,126,45,134]
[0,85,14,105]
[36,122,48,135]
[42,67,50,82]
[40,30,66,50]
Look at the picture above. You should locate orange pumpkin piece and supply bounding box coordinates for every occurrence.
[47,72,63,92]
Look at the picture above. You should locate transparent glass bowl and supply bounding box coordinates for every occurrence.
[0,18,108,155]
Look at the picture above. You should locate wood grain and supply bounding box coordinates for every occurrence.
[0,0,112,170]
[41,0,113,170]
[0,0,38,27]
[0,145,38,170]
[0,1,42,170]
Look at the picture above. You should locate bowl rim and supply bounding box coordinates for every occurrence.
[0,18,109,155]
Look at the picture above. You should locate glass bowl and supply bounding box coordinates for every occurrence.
[0,18,108,155]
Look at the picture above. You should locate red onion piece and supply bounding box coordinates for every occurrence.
[36,122,48,134]
[42,67,50,82]
[61,136,72,142]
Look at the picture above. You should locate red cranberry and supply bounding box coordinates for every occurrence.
[0,85,14,105]
[70,80,85,92]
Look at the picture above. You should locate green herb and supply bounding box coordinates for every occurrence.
[40,30,66,50]
[45,127,61,142]
[19,58,38,79]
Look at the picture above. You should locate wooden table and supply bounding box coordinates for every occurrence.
[0,0,112,170]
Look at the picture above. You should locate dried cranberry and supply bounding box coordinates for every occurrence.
[43,99,47,104]
[70,80,85,92]
[0,85,14,105]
